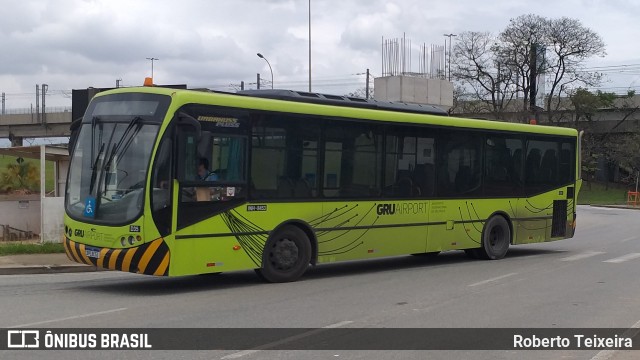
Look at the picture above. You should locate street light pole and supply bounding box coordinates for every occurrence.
[146,57,159,79]
[257,53,274,89]
[308,0,312,92]
[443,34,457,81]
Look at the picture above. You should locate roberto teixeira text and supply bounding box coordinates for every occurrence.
[513,334,633,349]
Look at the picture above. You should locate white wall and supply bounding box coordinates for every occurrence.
[0,195,41,236]
[374,76,454,109]
[41,196,65,243]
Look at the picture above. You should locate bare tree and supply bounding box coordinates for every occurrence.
[452,14,606,123]
[451,31,517,120]
[543,17,606,124]
[498,14,547,114]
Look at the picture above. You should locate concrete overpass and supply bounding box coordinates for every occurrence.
[0,109,73,146]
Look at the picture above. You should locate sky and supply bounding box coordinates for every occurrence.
[1,0,640,112]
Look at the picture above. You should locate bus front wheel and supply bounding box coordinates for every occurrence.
[256,225,311,283]
[478,216,511,260]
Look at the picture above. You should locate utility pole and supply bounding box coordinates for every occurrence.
[116,78,122,88]
[365,68,370,99]
[308,0,312,92]
[257,73,261,90]
[41,84,48,125]
[35,84,40,123]
[1,92,5,114]
[240,81,244,91]
[443,34,457,81]
[146,57,159,79]
[529,43,538,122]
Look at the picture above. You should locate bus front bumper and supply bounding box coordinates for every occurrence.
[63,237,170,276]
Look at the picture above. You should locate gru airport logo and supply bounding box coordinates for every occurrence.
[7,330,39,348]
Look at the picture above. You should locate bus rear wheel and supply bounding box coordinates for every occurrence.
[478,216,511,260]
[256,225,311,283]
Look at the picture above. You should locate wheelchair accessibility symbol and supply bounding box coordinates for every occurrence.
[83,196,96,218]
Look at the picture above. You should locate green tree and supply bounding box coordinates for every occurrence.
[0,160,40,194]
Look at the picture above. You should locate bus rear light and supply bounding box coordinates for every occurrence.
[233,245,241,251]
[206,262,223,267]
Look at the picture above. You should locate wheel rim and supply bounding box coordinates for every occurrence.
[488,226,506,250]
[269,238,299,271]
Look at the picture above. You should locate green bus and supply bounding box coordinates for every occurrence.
[63,86,581,282]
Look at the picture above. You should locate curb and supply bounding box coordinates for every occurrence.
[589,204,640,211]
[0,265,104,275]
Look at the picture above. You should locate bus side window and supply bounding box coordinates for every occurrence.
[437,131,481,197]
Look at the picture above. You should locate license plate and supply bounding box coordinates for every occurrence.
[85,247,100,259]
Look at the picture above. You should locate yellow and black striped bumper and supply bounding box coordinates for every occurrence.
[64,237,170,276]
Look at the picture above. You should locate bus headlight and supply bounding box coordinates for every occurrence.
[120,237,126,246]
[128,236,135,245]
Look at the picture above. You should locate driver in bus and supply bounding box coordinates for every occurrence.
[197,158,218,181]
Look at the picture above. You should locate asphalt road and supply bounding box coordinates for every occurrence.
[1,205,639,360]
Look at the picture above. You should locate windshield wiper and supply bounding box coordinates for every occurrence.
[90,116,101,165]
[103,117,143,174]
[100,117,143,197]
[88,142,105,195]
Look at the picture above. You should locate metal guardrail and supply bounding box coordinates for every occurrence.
[0,224,36,241]
[0,106,72,115]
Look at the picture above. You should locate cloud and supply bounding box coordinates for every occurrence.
[0,0,637,109]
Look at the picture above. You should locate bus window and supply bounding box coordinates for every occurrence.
[484,135,523,197]
[150,133,173,236]
[323,124,382,198]
[250,117,320,199]
[558,141,575,185]
[525,138,560,195]
[437,131,482,197]
[174,110,248,229]
[384,129,435,198]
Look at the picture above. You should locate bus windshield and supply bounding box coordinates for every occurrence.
[65,93,170,224]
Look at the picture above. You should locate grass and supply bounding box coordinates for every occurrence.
[0,242,65,256]
[0,155,55,193]
[577,181,630,205]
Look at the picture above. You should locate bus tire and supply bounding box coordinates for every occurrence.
[478,216,511,260]
[257,225,311,283]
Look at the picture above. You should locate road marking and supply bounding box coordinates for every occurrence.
[603,253,640,264]
[468,273,517,287]
[221,321,353,359]
[560,251,605,262]
[322,321,354,328]
[620,236,636,243]
[9,307,127,328]
[590,318,640,360]
[221,350,260,359]
[591,207,620,211]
